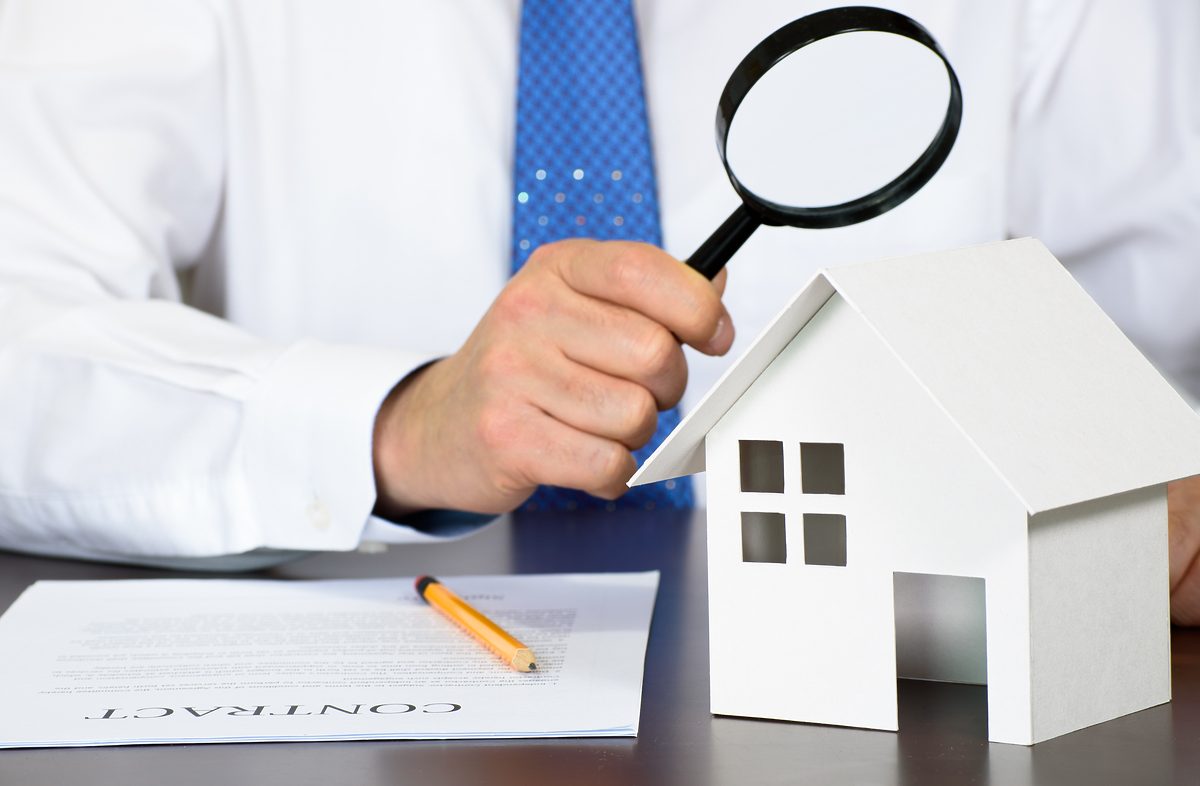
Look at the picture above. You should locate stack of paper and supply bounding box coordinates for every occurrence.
[0,572,658,748]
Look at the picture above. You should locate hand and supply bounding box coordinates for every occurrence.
[372,239,733,516]
[1169,475,1200,625]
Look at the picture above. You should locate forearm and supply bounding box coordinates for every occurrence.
[0,282,427,560]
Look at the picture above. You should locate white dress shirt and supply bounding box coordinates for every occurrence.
[0,0,1196,564]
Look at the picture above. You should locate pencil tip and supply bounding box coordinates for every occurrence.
[529,663,538,671]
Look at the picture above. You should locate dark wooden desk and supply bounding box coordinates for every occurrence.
[0,509,1195,786]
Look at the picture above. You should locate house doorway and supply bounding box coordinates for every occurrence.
[893,572,989,739]
[894,572,987,683]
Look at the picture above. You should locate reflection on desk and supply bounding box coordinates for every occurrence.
[0,508,1195,786]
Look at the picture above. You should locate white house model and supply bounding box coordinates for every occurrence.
[630,238,1200,745]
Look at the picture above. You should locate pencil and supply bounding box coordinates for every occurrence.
[414,575,539,673]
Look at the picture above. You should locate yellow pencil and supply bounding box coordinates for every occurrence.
[415,575,538,673]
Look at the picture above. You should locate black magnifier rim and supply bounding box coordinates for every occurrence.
[716,5,963,229]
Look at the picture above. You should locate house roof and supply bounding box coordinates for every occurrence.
[631,238,1200,514]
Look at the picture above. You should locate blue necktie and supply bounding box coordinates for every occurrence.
[511,0,692,512]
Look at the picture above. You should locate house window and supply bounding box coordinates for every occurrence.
[803,513,847,566]
[741,512,786,563]
[800,442,845,495]
[736,441,848,567]
[739,440,784,493]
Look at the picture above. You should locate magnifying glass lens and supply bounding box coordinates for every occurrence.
[685,7,962,280]
[726,32,951,208]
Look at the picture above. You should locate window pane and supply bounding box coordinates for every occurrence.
[803,513,847,566]
[740,440,784,493]
[800,442,845,495]
[741,511,786,563]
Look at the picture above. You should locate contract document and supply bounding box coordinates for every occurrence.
[0,572,658,748]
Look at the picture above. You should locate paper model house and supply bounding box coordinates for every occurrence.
[630,238,1200,745]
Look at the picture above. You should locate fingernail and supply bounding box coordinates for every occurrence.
[706,316,734,355]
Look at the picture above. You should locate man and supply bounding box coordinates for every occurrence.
[0,1,1198,621]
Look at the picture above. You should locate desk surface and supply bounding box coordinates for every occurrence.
[0,509,1195,786]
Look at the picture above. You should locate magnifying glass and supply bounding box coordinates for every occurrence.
[687,6,963,280]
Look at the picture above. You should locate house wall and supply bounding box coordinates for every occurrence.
[705,293,1032,743]
[1028,486,1171,743]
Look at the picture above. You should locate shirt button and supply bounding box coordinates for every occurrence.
[307,499,331,531]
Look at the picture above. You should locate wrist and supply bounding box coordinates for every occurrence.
[372,360,441,519]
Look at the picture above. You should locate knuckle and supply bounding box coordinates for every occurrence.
[609,246,656,294]
[681,294,723,341]
[660,364,688,410]
[522,241,554,271]
[593,442,633,486]
[621,388,659,445]
[492,279,547,327]
[526,238,585,275]
[475,404,518,453]
[633,326,679,378]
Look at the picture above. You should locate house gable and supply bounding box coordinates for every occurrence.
[632,239,1200,515]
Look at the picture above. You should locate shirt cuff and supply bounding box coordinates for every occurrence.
[241,338,430,552]
[361,510,499,544]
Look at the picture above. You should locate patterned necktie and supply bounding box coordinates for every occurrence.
[511,0,692,512]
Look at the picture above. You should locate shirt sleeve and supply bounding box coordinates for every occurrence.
[1007,0,1200,401]
[0,0,449,562]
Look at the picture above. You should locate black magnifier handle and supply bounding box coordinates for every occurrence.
[687,204,760,280]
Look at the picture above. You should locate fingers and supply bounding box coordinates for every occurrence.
[539,239,735,355]
[544,288,689,410]
[467,329,662,451]
[374,237,733,517]
[474,399,636,501]
[529,352,660,449]
[515,414,638,500]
